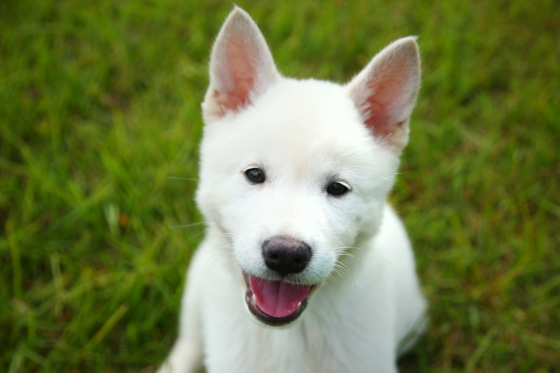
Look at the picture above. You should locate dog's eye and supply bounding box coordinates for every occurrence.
[245,168,265,183]
[326,182,350,196]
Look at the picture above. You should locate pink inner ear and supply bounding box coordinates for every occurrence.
[362,67,411,138]
[221,37,257,111]
[213,33,259,111]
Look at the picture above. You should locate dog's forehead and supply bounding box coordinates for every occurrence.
[204,79,376,168]
[256,79,360,133]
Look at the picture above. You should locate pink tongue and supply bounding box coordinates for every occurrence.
[249,275,311,318]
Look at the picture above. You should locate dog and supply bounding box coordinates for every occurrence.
[158,7,427,373]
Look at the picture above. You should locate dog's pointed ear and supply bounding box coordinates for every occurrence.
[346,37,421,152]
[202,7,280,122]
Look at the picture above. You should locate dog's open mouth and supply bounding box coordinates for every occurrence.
[243,271,316,326]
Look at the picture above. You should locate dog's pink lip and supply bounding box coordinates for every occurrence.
[243,271,316,326]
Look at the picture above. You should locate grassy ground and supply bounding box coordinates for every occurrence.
[1,0,559,372]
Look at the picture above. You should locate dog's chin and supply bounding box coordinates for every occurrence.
[241,271,318,327]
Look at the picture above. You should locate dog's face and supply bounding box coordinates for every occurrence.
[196,8,420,327]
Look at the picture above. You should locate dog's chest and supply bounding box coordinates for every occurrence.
[203,318,382,373]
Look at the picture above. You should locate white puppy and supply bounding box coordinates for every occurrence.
[158,7,427,373]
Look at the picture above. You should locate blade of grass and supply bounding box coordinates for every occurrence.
[84,304,129,351]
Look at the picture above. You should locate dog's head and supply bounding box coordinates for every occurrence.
[196,7,420,327]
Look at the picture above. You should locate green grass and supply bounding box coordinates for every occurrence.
[1,0,558,372]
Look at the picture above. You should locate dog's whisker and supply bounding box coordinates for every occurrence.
[167,176,199,181]
[331,267,345,279]
[333,265,350,280]
[206,243,235,270]
[326,272,337,283]
[189,229,207,239]
[170,222,206,229]
[336,245,363,251]
[335,261,351,273]
[336,252,356,259]
[220,232,235,240]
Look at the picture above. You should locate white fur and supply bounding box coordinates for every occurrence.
[158,7,427,373]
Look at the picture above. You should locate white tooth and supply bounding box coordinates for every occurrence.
[297,302,301,309]
[252,294,257,305]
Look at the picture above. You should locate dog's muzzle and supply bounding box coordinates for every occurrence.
[240,236,318,326]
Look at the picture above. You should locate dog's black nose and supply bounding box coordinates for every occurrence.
[263,236,311,276]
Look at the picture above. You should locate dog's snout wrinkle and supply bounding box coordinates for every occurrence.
[263,236,311,276]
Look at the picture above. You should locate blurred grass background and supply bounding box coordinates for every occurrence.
[1,0,558,372]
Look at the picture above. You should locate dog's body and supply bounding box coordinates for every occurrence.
[159,7,427,373]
